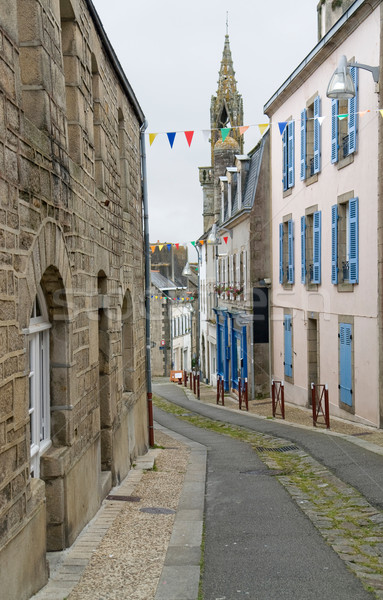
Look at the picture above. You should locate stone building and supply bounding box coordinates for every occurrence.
[0,1,148,598]
[198,34,271,398]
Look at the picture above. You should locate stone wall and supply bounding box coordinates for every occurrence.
[0,1,147,598]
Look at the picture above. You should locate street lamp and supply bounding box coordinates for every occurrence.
[326,55,379,99]
[207,223,221,245]
[182,262,193,277]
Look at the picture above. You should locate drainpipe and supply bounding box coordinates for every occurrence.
[140,120,154,447]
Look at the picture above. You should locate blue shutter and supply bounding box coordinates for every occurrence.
[339,323,352,406]
[348,197,359,284]
[348,66,358,154]
[300,109,307,180]
[301,216,306,284]
[287,121,295,188]
[312,211,321,284]
[282,129,288,191]
[288,219,294,284]
[331,204,338,284]
[331,99,339,164]
[279,223,284,284]
[313,96,321,174]
[284,315,293,378]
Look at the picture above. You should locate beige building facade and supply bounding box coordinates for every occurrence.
[0,1,148,598]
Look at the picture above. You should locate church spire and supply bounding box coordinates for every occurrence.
[210,31,244,162]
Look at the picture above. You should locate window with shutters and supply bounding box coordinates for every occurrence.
[339,321,354,410]
[282,119,295,193]
[279,218,294,287]
[331,196,358,288]
[301,208,321,286]
[284,313,293,380]
[300,95,321,183]
[331,66,358,167]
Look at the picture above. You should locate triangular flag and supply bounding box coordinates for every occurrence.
[155,296,158,299]
[223,236,228,244]
[380,110,383,118]
[202,130,211,142]
[167,132,176,148]
[239,126,249,136]
[191,241,196,247]
[158,244,164,251]
[151,245,156,253]
[359,110,370,117]
[338,114,348,120]
[149,133,158,146]
[184,131,194,147]
[200,240,205,245]
[167,244,171,250]
[175,243,180,249]
[278,122,287,135]
[317,116,326,126]
[258,124,269,136]
[221,128,231,142]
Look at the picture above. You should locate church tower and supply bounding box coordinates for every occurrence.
[199,31,244,232]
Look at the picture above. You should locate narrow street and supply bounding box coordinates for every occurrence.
[153,381,383,600]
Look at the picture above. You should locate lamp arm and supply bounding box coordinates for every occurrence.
[348,61,380,83]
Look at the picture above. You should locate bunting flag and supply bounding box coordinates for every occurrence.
[167,132,176,148]
[149,133,158,146]
[175,243,180,249]
[258,124,269,136]
[184,131,194,147]
[221,128,231,142]
[158,244,164,251]
[191,241,196,247]
[167,244,171,250]
[151,245,156,253]
[223,236,228,244]
[148,108,383,148]
[200,240,204,245]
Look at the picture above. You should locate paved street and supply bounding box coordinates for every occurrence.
[153,380,383,600]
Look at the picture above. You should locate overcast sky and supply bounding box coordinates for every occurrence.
[92,0,319,246]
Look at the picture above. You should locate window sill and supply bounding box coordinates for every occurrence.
[283,187,293,199]
[307,282,319,291]
[337,282,354,292]
[337,153,354,170]
[282,283,293,291]
[305,173,318,187]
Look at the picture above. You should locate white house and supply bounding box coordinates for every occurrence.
[264,0,382,426]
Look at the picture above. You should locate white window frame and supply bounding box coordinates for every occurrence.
[27,288,51,478]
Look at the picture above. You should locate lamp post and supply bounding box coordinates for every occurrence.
[326,54,379,99]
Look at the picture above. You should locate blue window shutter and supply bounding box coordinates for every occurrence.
[301,216,306,284]
[284,315,293,378]
[282,129,288,191]
[339,323,352,406]
[288,220,294,284]
[331,99,339,164]
[300,109,307,180]
[348,66,358,154]
[279,223,284,284]
[331,204,338,284]
[349,197,359,283]
[288,121,295,188]
[312,211,321,284]
[313,96,321,174]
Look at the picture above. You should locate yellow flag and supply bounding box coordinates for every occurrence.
[258,124,269,136]
[380,110,383,118]
[149,133,158,146]
[158,244,164,251]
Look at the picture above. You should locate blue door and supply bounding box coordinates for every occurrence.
[339,323,352,406]
[284,315,293,378]
[231,326,248,390]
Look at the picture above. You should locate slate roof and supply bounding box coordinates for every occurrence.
[151,272,177,291]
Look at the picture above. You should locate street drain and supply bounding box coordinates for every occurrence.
[254,445,299,453]
[140,507,176,515]
[106,495,141,502]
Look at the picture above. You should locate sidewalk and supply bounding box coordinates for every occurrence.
[175,376,383,449]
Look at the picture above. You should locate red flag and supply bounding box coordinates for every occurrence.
[175,243,180,249]
[184,131,194,147]
[223,236,228,244]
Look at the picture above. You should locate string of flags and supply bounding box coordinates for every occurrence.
[150,238,230,253]
[151,294,195,302]
[148,109,383,148]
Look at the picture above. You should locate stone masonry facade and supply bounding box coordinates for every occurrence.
[0,1,148,598]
